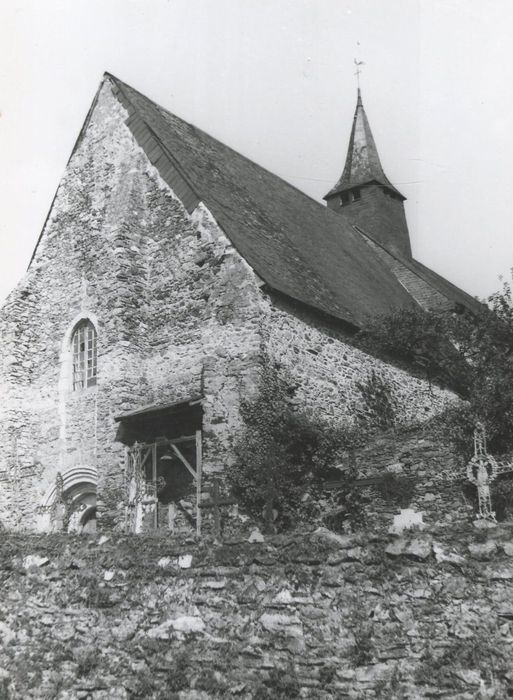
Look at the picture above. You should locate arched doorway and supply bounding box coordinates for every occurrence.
[65,482,97,533]
[40,466,97,533]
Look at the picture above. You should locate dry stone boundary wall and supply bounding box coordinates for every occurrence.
[1,526,513,698]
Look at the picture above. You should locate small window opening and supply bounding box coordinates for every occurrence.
[352,187,361,201]
[72,320,97,391]
[340,192,350,207]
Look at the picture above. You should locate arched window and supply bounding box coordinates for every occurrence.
[72,320,97,390]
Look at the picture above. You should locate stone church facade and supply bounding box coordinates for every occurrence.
[0,74,481,534]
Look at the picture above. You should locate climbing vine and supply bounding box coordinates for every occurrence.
[355,370,397,430]
[355,274,513,458]
[226,358,367,532]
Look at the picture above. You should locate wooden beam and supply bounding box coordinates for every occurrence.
[170,444,197,480]
[153,435,197,446]
[152,443,158,529]
[195,430,202,537]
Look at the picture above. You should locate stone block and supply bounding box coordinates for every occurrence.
[468,541,497,560]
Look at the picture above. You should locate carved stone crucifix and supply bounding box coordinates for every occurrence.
[466,422,513,521]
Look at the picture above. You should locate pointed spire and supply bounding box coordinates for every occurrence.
[324,90,404,200]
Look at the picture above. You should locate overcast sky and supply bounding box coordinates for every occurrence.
[1,0,512,304]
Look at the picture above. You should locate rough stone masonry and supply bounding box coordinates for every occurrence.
[0,74,473,534]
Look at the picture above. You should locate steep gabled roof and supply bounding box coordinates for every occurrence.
[107,74,417,327]
[31,73,481,328]
[354,226,483,315]
[324,89,405,200]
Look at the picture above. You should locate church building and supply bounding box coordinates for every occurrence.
[0,74,480,534]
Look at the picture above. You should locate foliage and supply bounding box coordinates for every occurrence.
[356,307,470,396]
[356,274,513,457]
[355,370,397,429]
[492,475,513,522]
[321,475,369,532]
[226,359,366,532]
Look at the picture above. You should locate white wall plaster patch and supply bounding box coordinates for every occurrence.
[390,508,424,534]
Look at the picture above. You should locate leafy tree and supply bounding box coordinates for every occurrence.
[355,274,513,457]
[226,359,365,532]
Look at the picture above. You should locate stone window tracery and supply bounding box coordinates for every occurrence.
[72,320,97,390]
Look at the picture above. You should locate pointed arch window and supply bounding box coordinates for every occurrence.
[72,320,97,390]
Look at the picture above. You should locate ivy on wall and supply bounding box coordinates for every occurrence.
[355,275,513,459]
[355,370,398,430]
[225,358,369,533]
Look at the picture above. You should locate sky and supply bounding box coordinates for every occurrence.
[1,0,512,304]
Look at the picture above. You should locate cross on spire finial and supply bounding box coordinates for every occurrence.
[354,58,365,90]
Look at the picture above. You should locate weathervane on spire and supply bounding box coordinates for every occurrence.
[354,58,365,90]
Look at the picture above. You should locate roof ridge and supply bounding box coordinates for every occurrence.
[107,74,347,219]
[354,224,483,313]
[409,258,483,310]
[107,76,361,322]
[111,77,201,204]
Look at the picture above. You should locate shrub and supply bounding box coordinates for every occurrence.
[355,370,397,429]
[356,274,513,458]
[321,475,368,532]
[492,476,513,522]
[226,358,366,532]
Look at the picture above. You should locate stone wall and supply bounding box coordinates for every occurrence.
[263,297,457,429]
[0,78,460,534]
[327,183,412,258]
[1,526,513,698]
[360,234,454,311]
[0,82,264,530]
[340,422,474,529]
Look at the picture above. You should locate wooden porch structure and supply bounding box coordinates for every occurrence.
[115,398,203,535]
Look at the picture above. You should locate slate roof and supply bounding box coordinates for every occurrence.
[354,226,483,315]
[406,258,483,314]
[115,397,203,422]
[36,73,480,329]
[108,74,422,328]
[324,89,405,200]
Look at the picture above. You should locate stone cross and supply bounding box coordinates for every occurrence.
[199,480,236,539]
[466,422,513,521]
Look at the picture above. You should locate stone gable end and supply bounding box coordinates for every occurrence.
[0,80,460,533]
[0,82,265,529]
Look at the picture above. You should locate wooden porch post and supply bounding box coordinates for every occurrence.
[195,429,202,537]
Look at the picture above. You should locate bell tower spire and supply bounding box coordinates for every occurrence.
[324,86,412,259]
